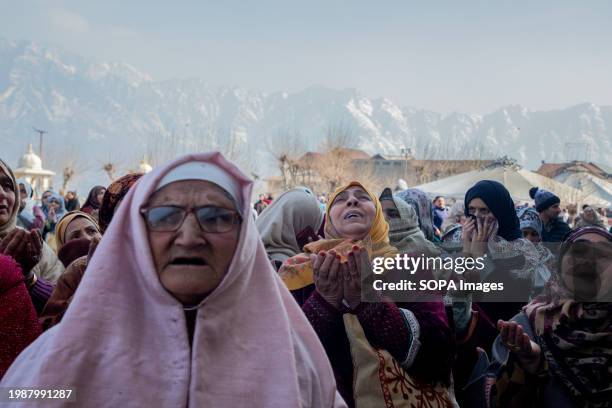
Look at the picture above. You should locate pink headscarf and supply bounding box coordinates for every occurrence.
[1,152,345,407]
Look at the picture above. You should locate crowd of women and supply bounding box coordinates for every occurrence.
[0,153,610,407]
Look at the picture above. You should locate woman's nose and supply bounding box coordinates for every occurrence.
[175,213,207,246]
[346,196,359,206]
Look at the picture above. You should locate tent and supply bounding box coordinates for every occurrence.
[412,164,608,206]
[552,171,612,208]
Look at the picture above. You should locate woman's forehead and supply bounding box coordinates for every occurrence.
[347,185,367,193]
[468,198,488,208]
[68,216,95,229]
[338,186,367,197]
[576,233,609,243]
[332,186,369,206]
[148,180,235,206]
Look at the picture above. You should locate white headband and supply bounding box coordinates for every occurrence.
[156,162,242,212]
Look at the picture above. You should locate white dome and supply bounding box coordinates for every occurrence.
[139,159,153,174]
[18,144,43,171]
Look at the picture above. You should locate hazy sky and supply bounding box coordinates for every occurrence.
[1,0,611,113]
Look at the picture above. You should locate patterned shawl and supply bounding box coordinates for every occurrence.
[523,227,612,406]
[395,188,437,241]
[517,206,554,295]
[386,194,440,257]
[98,173,142,233]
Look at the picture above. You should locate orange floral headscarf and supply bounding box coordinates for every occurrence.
[279,181,397,290]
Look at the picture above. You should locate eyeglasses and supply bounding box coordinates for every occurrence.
[140,205,242,233]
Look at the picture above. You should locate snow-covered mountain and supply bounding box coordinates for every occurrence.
[1,38,611,192]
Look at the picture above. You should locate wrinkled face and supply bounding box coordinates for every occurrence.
[96,189,106,205]
[65,217,102,245]
[145,180,240,305]
[381,200,400,222]
[522,227,540,244]
[434,197,445,208]
[0,170,16,226]
[329,186,376,240]
[561,233,611,301]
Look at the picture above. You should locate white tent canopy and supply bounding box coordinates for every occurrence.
[553,172,612,208]
[412,165,610,207]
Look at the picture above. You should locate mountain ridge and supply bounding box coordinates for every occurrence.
[1,38,611,192]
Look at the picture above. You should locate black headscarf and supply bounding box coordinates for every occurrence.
[464,180,522,241]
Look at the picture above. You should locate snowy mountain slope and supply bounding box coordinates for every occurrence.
[1,38,611,192]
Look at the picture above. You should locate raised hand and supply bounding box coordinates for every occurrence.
[87,235,101,263]
[48,207,57,223]
[0,229,42,278]
[311,250,344,309]
[497,319,542,374]
[462,218,476,254]
[465,216,497,257]
[344,245,372,310]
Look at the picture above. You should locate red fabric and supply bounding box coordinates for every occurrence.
[80,206,94,215]
[0,255,42,379]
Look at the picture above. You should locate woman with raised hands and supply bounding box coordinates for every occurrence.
[493,227,612,407]
[0,159,63,315]
[279,181,452,407]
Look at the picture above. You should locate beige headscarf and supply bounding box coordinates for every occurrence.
[54,211,101,251]
[0,159,20,238]
[0,158,64,282]
[256,187,324,264]
[280,181,397,291]
[575,206,604,228]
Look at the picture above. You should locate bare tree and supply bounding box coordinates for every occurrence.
[103,163,117,182]
[320,120,358,152]
[45,145,91,194]
[62,167,75,193]
[266,127,307,190]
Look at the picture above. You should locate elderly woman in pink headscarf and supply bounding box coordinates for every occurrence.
[1,152,345,407]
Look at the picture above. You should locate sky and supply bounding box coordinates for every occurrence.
[1,0,612,114]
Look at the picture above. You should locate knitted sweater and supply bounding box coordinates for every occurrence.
[0,255,42,378]
[302,291,452,407]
